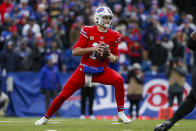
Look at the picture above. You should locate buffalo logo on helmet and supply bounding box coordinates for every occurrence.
[97,7,104,13]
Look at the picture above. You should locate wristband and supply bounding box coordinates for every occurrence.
[110,54,116,62]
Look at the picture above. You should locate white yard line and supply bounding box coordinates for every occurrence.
[111,123,120,124]
[0,120,64,123]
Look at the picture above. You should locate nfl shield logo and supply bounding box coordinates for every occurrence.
[90,36,94,40]
[100,37,104,40]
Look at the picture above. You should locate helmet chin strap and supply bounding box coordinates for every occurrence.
[101,18,111,28]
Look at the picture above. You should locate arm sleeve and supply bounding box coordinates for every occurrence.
[73,26,88,49]
[135,74,144,84]
[111,32,121,56]
[175,66,187,76]
[187,37,196,51]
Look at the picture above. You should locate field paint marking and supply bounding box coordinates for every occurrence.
[50,120,64,121]
[111,123,120,124]
[0,120,64,123]
[45,130,57,131]
[50,122,60,124]
[0,121,12,123]
[122,130,132,131]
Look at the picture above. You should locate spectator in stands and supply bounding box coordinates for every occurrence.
[141,50,152,74]
[35,3,49,33]
[128,40,143,65]
[149,36,167,74]
[1,13,12,33]
[62,6,75,49]
[0,0,13,23]
[15,38,32,71]
[50,18,64,49]
[163,15,177,37]
[18,0,34,18]
[80,84,96,120]
[43,27,62,49]
[0,29,12,51]
[40,55,61,113]
[166,58,187,107]
[45,41,63,71]
[70,16,83,47]
[172,28,187,59]
[0,40,20,72]
[182,19,194,36]
[126,63,144,119]
[9,4,20,21]
[30,38,45,71]
[142,22,158,51]
[161,33,174,60]
[48,0,61,19]
[9,25,21,47]
[22,16,40,36]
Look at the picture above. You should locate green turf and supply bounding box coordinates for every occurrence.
[0,117,195,131]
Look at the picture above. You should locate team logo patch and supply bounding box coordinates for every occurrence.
[100,37,104,40]
[90,36,94,40]
[97,7,104,13]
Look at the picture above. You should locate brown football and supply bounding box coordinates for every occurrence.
[95,44,109,62]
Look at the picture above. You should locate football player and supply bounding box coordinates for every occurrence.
[154,31,196,131]
[35,6,131,125]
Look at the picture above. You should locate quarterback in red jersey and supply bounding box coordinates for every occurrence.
[35,6,131,125]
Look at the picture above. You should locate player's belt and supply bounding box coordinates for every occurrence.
[80,63,87,66]
[80,63,104,87]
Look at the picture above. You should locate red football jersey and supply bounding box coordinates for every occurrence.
[73,25,121,67]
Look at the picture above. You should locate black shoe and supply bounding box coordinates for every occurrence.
[154,120,174,131]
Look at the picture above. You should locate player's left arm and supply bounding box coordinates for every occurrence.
[108,32,121,63]
[108,46,119,63]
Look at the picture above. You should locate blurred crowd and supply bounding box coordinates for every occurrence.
[0,0,196,75]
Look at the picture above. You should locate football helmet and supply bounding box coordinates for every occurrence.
[94,6,113,28]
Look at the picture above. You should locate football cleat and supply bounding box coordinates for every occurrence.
[35,117,48,125]
[90,115,96,120]
[79,115,85,120]
[118,111,132,124]
[154,120,174,131]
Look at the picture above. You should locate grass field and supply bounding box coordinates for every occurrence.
[0,117,195,131]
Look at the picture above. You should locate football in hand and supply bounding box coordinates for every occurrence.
[96,43,109,62]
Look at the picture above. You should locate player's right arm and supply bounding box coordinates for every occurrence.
[72,26,104,56]
[188,31,196,51]
[72,45,104,56]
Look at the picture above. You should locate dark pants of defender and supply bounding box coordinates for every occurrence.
[128,100,140,118]
[168,92,183,107]
[81,86,95,115]
[170,89,196,123]
[44,90,59,116]
[170,66,196,123]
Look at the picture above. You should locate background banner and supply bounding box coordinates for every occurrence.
[2,72,196,119]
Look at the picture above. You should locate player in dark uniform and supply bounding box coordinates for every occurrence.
[154,31,196,131]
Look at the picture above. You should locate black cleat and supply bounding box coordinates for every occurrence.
[154,120,174,131]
